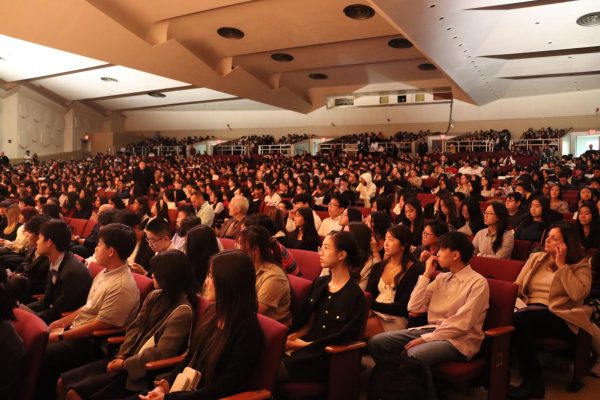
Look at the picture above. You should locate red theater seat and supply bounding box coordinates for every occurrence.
[288,248,322,281]
[470,256,525,282]
[13,308,49,400]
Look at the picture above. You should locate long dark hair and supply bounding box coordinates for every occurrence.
[295,207,319,238]
[348,222,372,266]
[399,197,424,233]
[135,196,151,218]
[186,225,220,289]
[461,198,484,234]
[522,195,551,229]
[150,250,198,311]
[488,202,509,253]
[576,201,600,246]
[191,251,257,383]
[328,231,363,281]
[437,192,459,226]
[385,225,417,286]
[238,225,283,266]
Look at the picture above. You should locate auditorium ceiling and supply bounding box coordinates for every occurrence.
[0,0,598,115]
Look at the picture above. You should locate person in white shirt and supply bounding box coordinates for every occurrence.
[285,193,322,233]
[264,182,282,207]
[368,231,489,398]
[318,194,348,237]
[191,191,215,227]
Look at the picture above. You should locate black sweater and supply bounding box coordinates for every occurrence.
[366,260,424,317]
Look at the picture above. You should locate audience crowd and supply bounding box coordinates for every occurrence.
[0,133,599,400]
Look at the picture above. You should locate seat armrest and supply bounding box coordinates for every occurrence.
[325,341,367,354]
[485,326,514,337]
[61,311,73,318]
[92,328,126,338]
[107,336,126,345]
[145,354,186,371]
[32,293,44,301]
[220,390,272,400]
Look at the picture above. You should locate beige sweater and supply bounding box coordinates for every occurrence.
[516,252,594,334]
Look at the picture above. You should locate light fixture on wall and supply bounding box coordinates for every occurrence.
[80,133,90,143]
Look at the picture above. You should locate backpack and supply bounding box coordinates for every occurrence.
[368,353,430,400]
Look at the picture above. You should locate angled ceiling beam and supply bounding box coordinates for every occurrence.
[11,63,112,84]
[116,96,240,111]
[79,84,196,101]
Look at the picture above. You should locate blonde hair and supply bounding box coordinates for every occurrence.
[3,204,21,236]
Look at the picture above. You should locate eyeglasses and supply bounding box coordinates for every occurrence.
[328,203,340,208]
[146,236,167,244]
[422,232,435,237]
[483,212,496,216]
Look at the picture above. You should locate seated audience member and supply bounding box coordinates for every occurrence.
[576,202,600,250]
[348,222,377,290]
[27,220,92,324]
[574,186,597,218]
[73,198,92,220]
[171,205,196,251]
[473,203,514,259]
[144,217,175,261]
[549,184,570,214]
[285,193,322,233]
[217,195,248,239]
[266,207,287,244]
[366,225,424,337]
[264,182,282,207]
[58,251,196,400]
[370,211,392,259]
[286,207,320,252]
[42,203,62,219]
[505,192,528,229]
[0,203,22,242]
[186,225,220,292]
[130,197,151,228]
[510,222,597,399]
[0,268,25,400]
[280,231,366,382]
[113,210,154,274]
[435,192,463,230]
[457,198,484,236]
[236,225,292,326]
[399,197,425,247]
[109,194,126,210]
[0,206,38,268]
[413,220,450,264]
[136,251,263,400]
[5,214,51,304]
[339,206,363,231]
[368,232,490,399]
[36,223,140,400]
[357,172,377,207]
[515,196,552,242]
[587,251,600,377]
[480,175,496,198]
[191,191,215,227]
[244,214,299,276]
[318,193,347,236]
[71,205,115,258]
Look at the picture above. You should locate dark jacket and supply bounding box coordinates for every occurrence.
[366,260,424,318]
[134,238,155,274]
[133,167,154,197]
[14,247,50,303]
[29,252,92,323]
[286,231,320,252]
[288,276,366,365]
[164,312,263,400]
[82,221,101,249]
[217,218,243,239]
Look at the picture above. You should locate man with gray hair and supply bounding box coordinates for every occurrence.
[217,195,248,239]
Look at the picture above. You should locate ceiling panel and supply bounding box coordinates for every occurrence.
[95,87,237,110]
[32,65,189,100]
[0,34,106,82]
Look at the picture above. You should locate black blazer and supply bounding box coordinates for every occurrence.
[366,260,424,318]
[134,237,155,275]
[82,221,101,249]
[15,247,50,303]
[286,231,319,252]
[34,252,92,323]
[289,276,366,364]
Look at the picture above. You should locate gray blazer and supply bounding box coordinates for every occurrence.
[119,290,194,391]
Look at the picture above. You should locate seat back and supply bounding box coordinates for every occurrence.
[288,248,322,281]
[470,257,525,282]
[483,278,518,332]
[220,238,236,250]
[82,219,97,238]
[247,314,288,392]
[288,274,313,325]
[133,273,154,303]
[315,210,329,221]
[13,308,49,400]
[511,240,533,261]
[87,261,104,278]
[68,218,88,236]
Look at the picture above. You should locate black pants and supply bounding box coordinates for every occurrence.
[512,307,574,382]
[35,339,104,400]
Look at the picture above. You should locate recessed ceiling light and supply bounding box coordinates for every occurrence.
[148,91,166,98]
[577,12,600,27]
[217,27,245,39]
[271,53,294,62]
[418,63,437,71]
[388,38,413,49]
[100,77,118,82]
[308,73,328,80]
[343,4,375,20]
